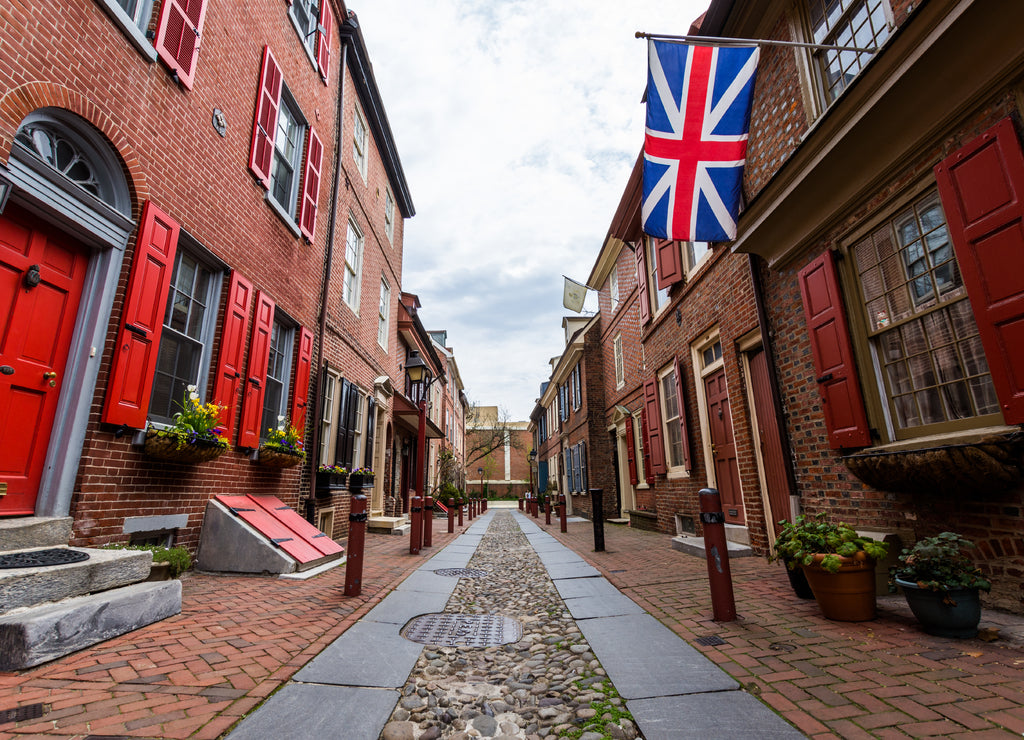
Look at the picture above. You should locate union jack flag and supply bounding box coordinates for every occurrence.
[642,40,759,242]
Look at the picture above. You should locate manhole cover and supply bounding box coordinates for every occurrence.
[402,613,523,647]
[433,568,488,578]
[0,549,90,569]
[695,635,726,646]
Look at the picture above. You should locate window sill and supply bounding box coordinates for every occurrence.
[665,469,690,480]
[264,193,302,238]
[842,426,1024,495]
[96,0,158,63]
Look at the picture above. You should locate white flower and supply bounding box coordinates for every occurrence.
[187,385,197,393]
[189,392,200,401]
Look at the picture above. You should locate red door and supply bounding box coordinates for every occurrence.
[1,206,89,515]
[748,348,791,537]
[704,368,744,524]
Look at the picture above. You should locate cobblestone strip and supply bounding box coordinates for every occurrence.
[381,511,640,740]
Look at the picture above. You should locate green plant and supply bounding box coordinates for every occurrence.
[318,464,347,474]
[102,544,192,577]
[895,532,991,596]
[772,513,889,573]
[150,385,227,449]
[264,416,305,457]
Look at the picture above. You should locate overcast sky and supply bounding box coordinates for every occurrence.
[353,0,709,420]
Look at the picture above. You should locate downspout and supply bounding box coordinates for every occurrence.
[747,253,800,514]
[305,33,349,523]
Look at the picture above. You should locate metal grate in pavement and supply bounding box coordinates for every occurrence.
[433,568,489,578]
[0,703,46,724]
[694,635,727,646]
[401,613,522,647]
[0,549,89,569]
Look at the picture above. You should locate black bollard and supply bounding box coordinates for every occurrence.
[410,494,422,555]
[590,488,605,552]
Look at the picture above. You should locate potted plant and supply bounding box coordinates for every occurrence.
[348,467,374,490]
[770,519,815,600]
[893,532,991,638]
[773,514,889,621]
[255,417,305,468]
[143,385,228,463]
[315,464,348,495]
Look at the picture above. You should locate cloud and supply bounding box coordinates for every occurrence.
[352,0,708,419]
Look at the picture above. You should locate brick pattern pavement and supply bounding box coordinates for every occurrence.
[548,520,1024,740]
[0,522,458,740]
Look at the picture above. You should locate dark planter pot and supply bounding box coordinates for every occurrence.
[801,553,878,621]
[349,473,375,490]
[895,577,982,638]
[784,562,815,599]
[315,471,348,496]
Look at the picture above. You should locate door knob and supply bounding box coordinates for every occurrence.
[43,371,57,387]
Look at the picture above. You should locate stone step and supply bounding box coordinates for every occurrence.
[724,523,750,546]
[0,547,152,615]
[671,535,754,558]
[367,516,410,535]
[0,517,73,552]
[0,579,182,670]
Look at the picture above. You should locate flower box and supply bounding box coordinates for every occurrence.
[348,472,375,490]
[255,445,304,468]
[143,429,227,464]
[315,470,348,495]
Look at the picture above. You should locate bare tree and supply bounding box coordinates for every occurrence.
[464,404,527,471]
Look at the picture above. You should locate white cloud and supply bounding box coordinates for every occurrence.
[352,0,709,419]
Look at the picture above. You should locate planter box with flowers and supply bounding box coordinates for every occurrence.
[141,386,228,463]
[315,465,348,496]
[252,417,305,468]
[348,468,375,490]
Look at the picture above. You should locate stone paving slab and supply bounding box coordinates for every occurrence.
[420,552,474,569]
[393,569,463,594]
[226,684,399,740]
[544,560,602,579]
[576,613,739,700]
[552,575,623,600]
[628,692,807,740]
[563,590,646,619]
[534,549,588,567]
[292,620,422,688]
[361,588,451,625]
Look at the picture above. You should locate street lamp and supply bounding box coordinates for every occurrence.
[406,350,436,513]
[477,466,484,503]
[528,449,537,506]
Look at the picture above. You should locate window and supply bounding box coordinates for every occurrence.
[290,0,319,56]
[686,241,711,272]
[385,189,396,243]
[614,334,624,389]
[851,189,999,434]
[148,248,221,424]
[806,0,890,104]
[658,365,686,469]
[378,277,391,349]
[269,89,306,219]
[320,371,338,463]
[351,388,365,466]
[343,218,363,310]
[609,267,619,312]
[632,412,647,484]
[353,104,368,180]
[333,378,366,469]
[646,236,670,313]
[260,320,294,440]
[572,364,582,410]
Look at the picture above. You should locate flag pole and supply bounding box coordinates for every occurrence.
[636,31,877,55]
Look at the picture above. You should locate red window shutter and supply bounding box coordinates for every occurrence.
[249,46,283,188]
[290,327,314,433]
[643,376,667,474]
[798,250,871,449]
[934,117,1024,424]
[211,271,253,441]
[673,355,692,471]
[102,202,180,428]
[639,406,655,484]
[299,128,323,241]
[656,239,683,289]
[238,290,276,448]
[625,416,638,485]
[154,0,208,89]
[635,242,651,324]
[316,0,334,82]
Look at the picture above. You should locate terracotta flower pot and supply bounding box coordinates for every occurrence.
[801,553,878,621]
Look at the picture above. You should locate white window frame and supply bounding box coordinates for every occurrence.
[377,276,390,350]
[342,217,363,312]
[385,188,395,243]
[260,319,295,442]
[685,241,712,274]
[289,0,320,65]
[353,104,368,181]
[658,363,687,473]
[632,411,647,487]
[614,334,624,390]
[646,236,670,315]
[351,388,365,466]
[97,0,158,61]
[147,243,223,425]
[320,370,339,464]
[267,85,308,226]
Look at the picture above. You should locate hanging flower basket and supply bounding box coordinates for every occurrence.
[143,429,227,464]
[255,444,305,468]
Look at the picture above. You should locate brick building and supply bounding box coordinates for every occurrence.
[694,0,1024,613]
[467,406,532,500]
[0,1,441,555]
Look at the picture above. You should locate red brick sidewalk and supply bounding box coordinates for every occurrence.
[0,521,459,740]
[546,517,1024,739]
